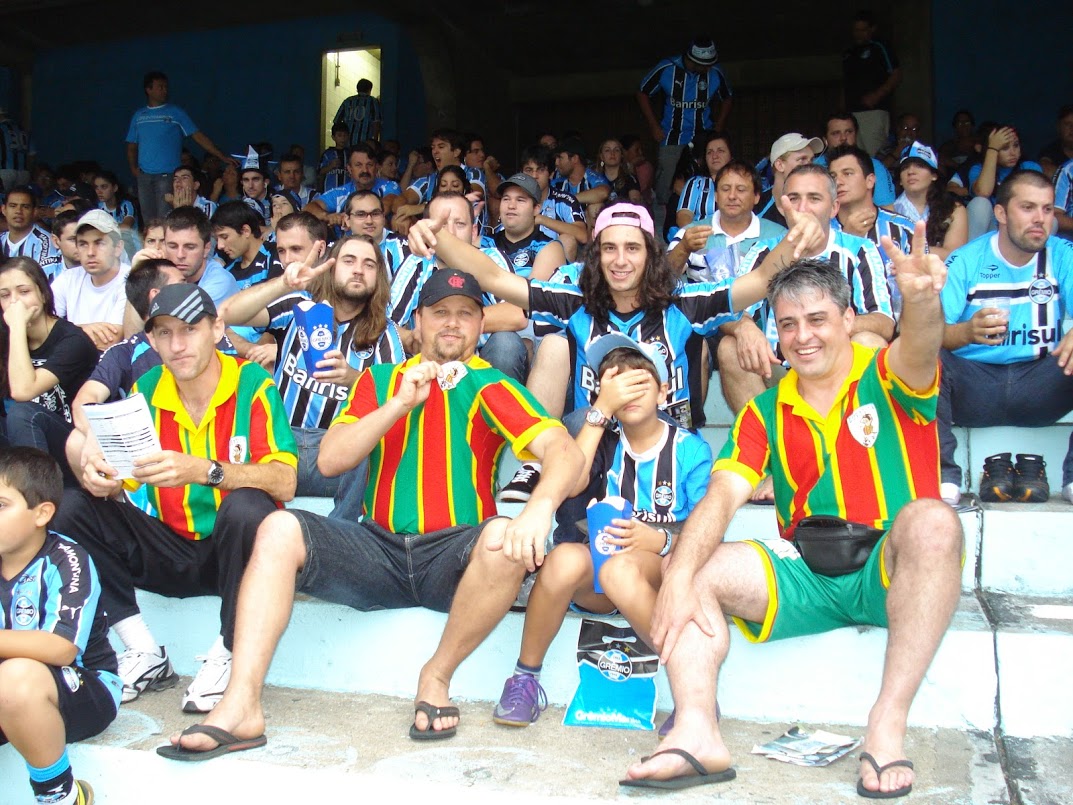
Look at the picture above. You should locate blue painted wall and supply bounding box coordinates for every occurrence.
[31,12,425,182]
[931,0,1073,156]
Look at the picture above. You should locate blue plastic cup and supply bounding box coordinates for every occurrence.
[587,496,634,594]
[294,300,335,372]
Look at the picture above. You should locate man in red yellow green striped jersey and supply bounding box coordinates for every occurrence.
[54,284,298,717]
[624,224,963,800]
[162,267,583,759]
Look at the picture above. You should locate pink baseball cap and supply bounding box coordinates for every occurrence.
[593,204,655,238]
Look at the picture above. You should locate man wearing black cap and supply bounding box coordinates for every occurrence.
[493,173,566,281]
[54,283,298,715]
[637,37,734,234]
[162,268,583,758]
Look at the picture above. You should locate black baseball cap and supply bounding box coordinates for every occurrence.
[418,268,484,309]
[145,283,217,331]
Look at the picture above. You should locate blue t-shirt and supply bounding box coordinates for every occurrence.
[941,233,1073,364]
[125,103,198,174]
[966,161,1044,201]
[197,259,240,306]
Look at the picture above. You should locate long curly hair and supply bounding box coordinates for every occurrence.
[579,203,676,321]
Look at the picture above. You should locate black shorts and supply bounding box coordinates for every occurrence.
[0,664,120,746]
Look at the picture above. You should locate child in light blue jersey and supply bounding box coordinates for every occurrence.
[491,334,711,728]
[0,447,121,805]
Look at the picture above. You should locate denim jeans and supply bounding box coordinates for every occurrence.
[938,349,1073,487]
[479,331,530,383]
[136,171,174,223]
[292,427,367,523]
[0,401,78,486]
[291,511,498,612]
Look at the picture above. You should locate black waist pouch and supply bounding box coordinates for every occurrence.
[792,516,885,577]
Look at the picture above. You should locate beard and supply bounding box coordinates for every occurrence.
[336,282,373,307]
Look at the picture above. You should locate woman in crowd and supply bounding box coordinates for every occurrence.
[893,142,968,259]
[596,138,642,204]
[675,130,732,229]
[0,257,97,484]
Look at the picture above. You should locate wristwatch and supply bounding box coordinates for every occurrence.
[206,460,225,487]
[584,407,611,429]
[658,528,673,557]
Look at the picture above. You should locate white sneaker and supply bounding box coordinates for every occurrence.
[117,646,177,703]
[1063,482,1073,504]
[182,653,232,713]
[940,482,962,507]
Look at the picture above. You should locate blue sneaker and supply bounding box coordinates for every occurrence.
[492,673,548,727]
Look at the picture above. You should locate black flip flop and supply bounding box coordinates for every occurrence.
[156,724,267,762]
[409,700,460,741]
[619,748,736,789]
[856,751,914,799]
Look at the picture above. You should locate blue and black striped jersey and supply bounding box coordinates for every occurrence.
[332,94,382,147]
[1,224,63,280]
[677,175,717,220]
[1,530,118,676]
[266,292,405,429]
[527,280,739,427]
[590,422,712,525]
[639,56,732,146]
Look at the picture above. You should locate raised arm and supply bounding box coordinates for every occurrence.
[881,221,946,390]
[408,213,530,308]
[728,205,826,310]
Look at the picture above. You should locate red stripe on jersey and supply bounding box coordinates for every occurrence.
[419,387,450,532]
[835,384,881,524]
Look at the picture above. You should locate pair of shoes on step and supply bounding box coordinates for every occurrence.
[977,453,1050,503]
[117,646,230,713]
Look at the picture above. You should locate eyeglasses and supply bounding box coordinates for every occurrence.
[348,210,384,219]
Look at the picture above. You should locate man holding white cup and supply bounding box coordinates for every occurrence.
[938,170,1073,505]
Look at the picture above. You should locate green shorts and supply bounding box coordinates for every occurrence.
[732,535,891,643]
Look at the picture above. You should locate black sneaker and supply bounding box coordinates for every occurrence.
[498,463,541,502]
[978,453,1015,502]
[1012,453,1049,502]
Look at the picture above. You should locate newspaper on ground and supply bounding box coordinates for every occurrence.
[82,393,161,479]
[751,725,861,766]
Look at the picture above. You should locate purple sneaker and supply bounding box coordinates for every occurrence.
[492,673,548,727]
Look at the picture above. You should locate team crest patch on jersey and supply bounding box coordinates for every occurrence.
[653,484,674,508]
[61,666,82,693]
[14,595,36,626]
[513,251,531,268]
[229,436,248,464]
[1029,278,1055,305]
[310,324,334,352]
[438,361,468,390]
[847,403,880,448]
[648,340,669,360]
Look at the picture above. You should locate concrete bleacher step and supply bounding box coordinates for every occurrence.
[120,588,996,733]
[0,689,1015,805]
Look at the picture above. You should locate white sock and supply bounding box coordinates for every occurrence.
[205,635,231,660]
[113,615,159,654]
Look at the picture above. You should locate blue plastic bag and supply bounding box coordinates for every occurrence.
[563,619,659,730]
